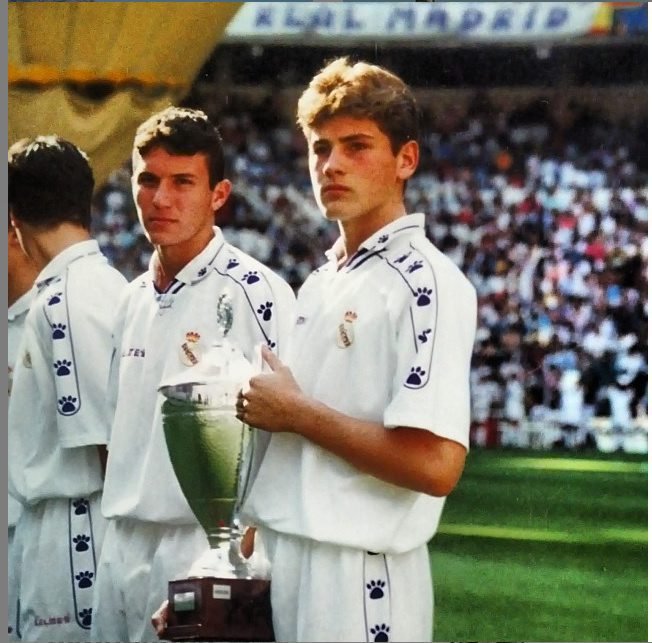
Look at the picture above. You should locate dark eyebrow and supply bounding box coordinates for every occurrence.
[312,133,374,148]
[136,171,158,182]
[137,171,197,181]
[339,133,375,143]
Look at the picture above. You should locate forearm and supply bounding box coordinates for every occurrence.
[284,391,466,497]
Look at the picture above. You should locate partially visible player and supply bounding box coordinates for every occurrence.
[7,211,38,640]
[8,136,127,641]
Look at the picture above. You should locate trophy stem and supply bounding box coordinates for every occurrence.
[207,524,238,550]
[186,524,248,579]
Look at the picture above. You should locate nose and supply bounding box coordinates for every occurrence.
[322,148,343,177]
[152,182,171,208]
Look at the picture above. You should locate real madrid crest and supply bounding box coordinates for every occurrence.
[179,331,205,366]
[336,310,357,349]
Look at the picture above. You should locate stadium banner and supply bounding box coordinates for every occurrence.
[224,2,603,42]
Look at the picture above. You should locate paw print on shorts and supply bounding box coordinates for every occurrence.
[51,323,67,339]
[58,396,78,414]
[394,253,410,264]
[73,498,89,515]
[266,339,276,349]
[415,287,432,307]
[75,571,94,589]
[242,271,260,285]
[366,579,386,599]
[197,267,207,278]
[227,258,239,270]
[377,234,389,243]
[73,534,90,552]
[48,292,63,306]
[407,260,423,274]
[418,328,432,344]
[257,302,273,321]
[406,367,426,386]
[370,623,390,642]
[54,359,72,376]
[78,608,92,628]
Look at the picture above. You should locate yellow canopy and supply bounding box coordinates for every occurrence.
[9,2,242,187]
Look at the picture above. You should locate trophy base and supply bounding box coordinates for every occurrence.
[166,576,275,642]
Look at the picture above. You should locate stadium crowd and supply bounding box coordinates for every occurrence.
[90,91,648,454]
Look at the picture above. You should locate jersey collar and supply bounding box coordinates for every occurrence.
[148,227,226,289]
[35,239,101,292]
[325,213,425,271]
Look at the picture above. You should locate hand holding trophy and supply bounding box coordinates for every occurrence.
[158,291,274,641]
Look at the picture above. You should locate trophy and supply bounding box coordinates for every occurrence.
[158,292,274,642]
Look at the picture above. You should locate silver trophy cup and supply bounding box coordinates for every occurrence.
[158,293,274,641]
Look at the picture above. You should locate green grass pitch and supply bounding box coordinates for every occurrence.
[429,448,648,642]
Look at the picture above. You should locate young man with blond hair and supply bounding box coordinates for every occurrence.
[237,57,477,642]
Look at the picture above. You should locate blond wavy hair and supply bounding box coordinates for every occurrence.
[296,57,419,154]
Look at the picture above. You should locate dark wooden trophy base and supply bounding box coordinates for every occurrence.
[166,576,275,641]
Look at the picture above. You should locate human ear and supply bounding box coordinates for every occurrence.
[211,179,232,212]
[396,140,419,180]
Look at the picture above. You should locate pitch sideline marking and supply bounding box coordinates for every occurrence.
[438,523,647,544]
[478,457,647,474]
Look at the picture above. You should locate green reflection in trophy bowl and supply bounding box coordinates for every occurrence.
[162,397,245,547]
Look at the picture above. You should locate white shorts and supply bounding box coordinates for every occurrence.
[90,518,209,643]
[17,491,107,642]
[260,527,434,642]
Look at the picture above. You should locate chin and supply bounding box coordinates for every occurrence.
[321,206,347,221]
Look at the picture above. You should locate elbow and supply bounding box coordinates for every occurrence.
[424,476,458,498]
[423,463,465,498]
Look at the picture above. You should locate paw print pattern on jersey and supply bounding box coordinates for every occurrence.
[78,608,92,628]
[75,571,94,589]
[197,267,207,278]
[54,359,72,376]
[73,534,90,552]
[242,271,260,284]
[415,287,432,307]
[406,367,426,386]
[69,498,96,628]
[370,624,390,642]
[47,284,83,417]
[73,498,89,515]
[257,302,273,321]
[58,395,79,414]
[377,234,389,244]
[214,251,278,354]
[51,323,67,339]
[390,248,436,390]
[366,580,386,599]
